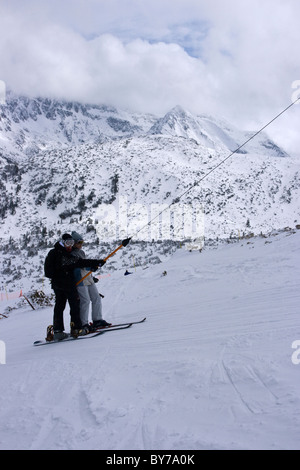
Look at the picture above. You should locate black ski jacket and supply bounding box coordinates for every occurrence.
[44,242,102,290]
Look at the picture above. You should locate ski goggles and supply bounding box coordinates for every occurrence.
[63,239,74,247]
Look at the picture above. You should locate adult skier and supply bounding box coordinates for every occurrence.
[71,231,111,332]
[44,233,106,339]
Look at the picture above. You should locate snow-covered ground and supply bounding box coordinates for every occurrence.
[0,229,300,450]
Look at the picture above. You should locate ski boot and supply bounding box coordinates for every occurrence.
[70,322,88,338]
[53,330,68,341]
[92,319,112,329]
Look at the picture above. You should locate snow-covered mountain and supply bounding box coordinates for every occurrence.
[0,92,299,289]
[0,91,156,157]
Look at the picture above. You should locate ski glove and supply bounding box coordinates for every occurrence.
[88,259,104,270]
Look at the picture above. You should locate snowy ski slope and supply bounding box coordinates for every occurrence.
[0,229,300,450]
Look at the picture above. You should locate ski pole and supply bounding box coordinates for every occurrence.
[75,238,131,286]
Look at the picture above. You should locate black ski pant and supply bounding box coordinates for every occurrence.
[52,285,82,331]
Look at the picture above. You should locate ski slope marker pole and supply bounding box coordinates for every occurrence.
[23,293,35,310]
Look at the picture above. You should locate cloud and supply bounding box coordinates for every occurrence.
[0,0,299,155]
[0,7,214,112]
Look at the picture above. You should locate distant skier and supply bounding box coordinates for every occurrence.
[44,233,106,340]
[71,231,111,333]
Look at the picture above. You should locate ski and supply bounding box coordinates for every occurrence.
[92,317,146,331]
[33,324,132,346]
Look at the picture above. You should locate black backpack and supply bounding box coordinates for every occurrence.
[44,249,57,279]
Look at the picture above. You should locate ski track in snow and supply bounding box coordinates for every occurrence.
[0,230,300,449]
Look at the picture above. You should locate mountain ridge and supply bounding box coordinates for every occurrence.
[0,92,289,159]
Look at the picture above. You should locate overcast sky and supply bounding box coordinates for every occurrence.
[0,0,299,155]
